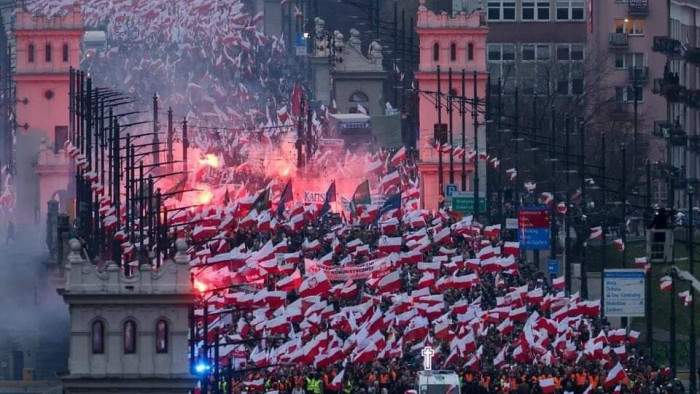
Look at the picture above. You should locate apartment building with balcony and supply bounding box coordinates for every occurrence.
[588,0,668,202]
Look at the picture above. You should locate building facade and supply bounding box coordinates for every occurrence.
[12,4,82,228]
[59,238,196,393]
[666,0,700,210]
[416,0,489,210]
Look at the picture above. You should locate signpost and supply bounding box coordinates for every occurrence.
[505,218,518,229]
[444,184,458,204]
[452,192,486,214]
[518,206,550,250]
[603,269,646,317]
[548,259,559,275]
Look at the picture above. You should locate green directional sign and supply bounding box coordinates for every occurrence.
[452,195,486,214]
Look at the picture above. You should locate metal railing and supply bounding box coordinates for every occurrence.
[609,33,629,48]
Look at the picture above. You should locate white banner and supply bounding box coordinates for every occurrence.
[304,257,391,281]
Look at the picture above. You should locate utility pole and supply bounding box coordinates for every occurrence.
[646,159,653,348]
[514,88,520,211]
[579,120,587,298]
[153,94,160,166]
[167,107,173,172]
[621,144,628,329]
[448,68,454,185]
[633,68,639,168]
[472,71,479,220]
[182,119,189,177]
[497,79,503,225]
[565,117,571,294]
[460,69,467,192]
[601,132,607,317]
[670,272,677,377]
[550,107,557,261]
[688,185,697,394]
[296,94,306,172]
[437,66,444,208]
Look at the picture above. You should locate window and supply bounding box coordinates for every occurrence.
[450,43,456,61]
[28,44,35,63]
[54,126,68,153]
[556,44,585,61]
[45,44,52,62]
[62,44,69,62]
[155,320,168,353]
[556,1,584,21]
[349,91,369,103]
[487,1,515,21]
[522,44,550,61]
[91,320,105,354]
[522,2,550,20]
[615,53,644,68]
[615,19,644,35]
[433,43,440,61]
[467,43,474,60]
[488,44,515,61]
[124,320,136,354]
[615,86,644,102]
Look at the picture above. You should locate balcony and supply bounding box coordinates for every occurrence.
[653,75,685,102]
[653,121,672,138]
[628,0,649,16]
[689,135,700,152]
[609,33,629,48]
[687,47,700,65]
[652,36,683,59]
[628,66,648,83]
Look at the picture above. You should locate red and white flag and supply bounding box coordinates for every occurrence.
[299,271,332,297]
[660,275,673,291]
[614,238,625,251]
[590,226,603,241]
[539,378,556,394]
[391,147,407,167]
[604,362,628,389]
[277,269,302,291]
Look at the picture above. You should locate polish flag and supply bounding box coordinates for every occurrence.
[391,146,407,167]
[608,328,626,343]
[299,271,332,297]
[505,168,517,182]
[277,269,302,291]
[660,275,673,291]
[434,227,453,246]
[634,257,650,273]
[539,378,556,394]
[614,238,625,251]
[483,225,501,238]
[503,241,519,256]
[418,272,435,289]
[378,236,402,253]
[328,369,345,391]
[628,330,640,345]
[524,182,536,192]
[590,226,603,241]
[509,305,527,322]
[376,270,401,294]
[552,276,565,290]
[604,362,627,389]
[679,290,693,307]
[244,378,265,390]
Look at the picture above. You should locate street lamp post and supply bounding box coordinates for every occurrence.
[689,185,697,393]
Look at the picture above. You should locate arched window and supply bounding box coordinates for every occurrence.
[28,44,35,63]
[450,43,457,61]
[155,319,168,353]
[468,43,474,60]
[349,91,369,103]
[45,44,52,62]
[432,43,440,61]
[62,44,69,62]
[123,320,136,354]
[91,320,105,354]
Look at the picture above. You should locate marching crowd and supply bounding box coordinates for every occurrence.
[185,190,683,394]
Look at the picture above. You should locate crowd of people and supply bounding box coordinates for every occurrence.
[170,146,682,394]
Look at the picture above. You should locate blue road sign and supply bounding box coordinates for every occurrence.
[548,259,559,275]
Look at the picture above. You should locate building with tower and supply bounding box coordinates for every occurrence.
[59,238,196,393]
[12,3,82,228]
[415,0,488,210]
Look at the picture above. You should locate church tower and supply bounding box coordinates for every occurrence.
[415,0,488,210]
[59,238,196,393]
[12,4,83,226]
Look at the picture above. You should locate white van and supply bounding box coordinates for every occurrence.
[416,370,461,394]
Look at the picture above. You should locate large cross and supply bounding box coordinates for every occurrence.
[421,346,435,370]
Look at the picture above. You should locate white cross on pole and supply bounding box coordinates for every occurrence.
[421,346,435,370]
